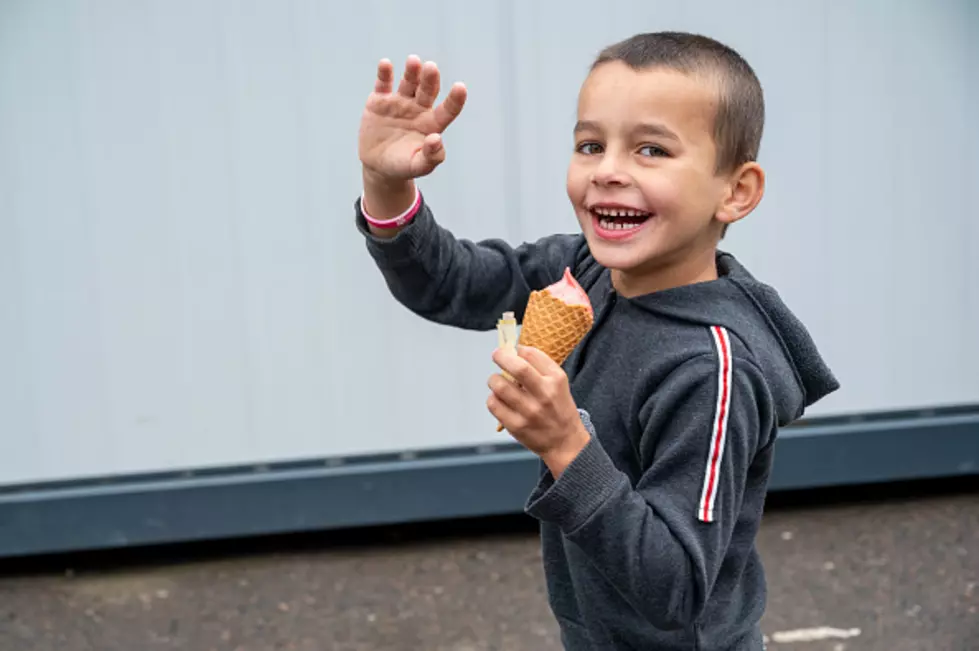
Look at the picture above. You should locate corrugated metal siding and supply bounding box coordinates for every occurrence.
[1,0,976,485]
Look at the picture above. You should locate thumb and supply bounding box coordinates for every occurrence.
[422,133,445,165]
[409,133,445,177]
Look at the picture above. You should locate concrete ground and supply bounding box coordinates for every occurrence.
[0,478,976,651]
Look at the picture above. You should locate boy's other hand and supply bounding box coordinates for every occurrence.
[359,55,467,186]
[488,346,592,478]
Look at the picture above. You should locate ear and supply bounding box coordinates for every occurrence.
[716,162,765,227]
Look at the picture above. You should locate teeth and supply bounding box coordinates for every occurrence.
[592,207,650,218]
[598,218,642,231]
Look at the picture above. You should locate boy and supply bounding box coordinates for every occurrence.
[353,32,839,651]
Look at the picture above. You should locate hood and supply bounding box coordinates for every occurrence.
[628,251,840,426]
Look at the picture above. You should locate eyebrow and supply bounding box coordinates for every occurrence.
[574,120,681,142]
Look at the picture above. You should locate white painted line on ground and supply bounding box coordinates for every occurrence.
[770,627,862,643]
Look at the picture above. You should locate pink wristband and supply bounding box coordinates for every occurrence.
[361,187,422,229]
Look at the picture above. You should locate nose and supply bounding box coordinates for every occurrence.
[590,152,630,188]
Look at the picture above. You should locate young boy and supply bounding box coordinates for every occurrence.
[353,31,839,651]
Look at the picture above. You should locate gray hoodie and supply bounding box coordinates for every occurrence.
[355,197,839,650]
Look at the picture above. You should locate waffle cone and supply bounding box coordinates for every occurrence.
[494,288,593,432]
[518,289,594,365]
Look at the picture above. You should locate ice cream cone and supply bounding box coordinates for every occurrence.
[518,289,594,366]
[494,268,594,432]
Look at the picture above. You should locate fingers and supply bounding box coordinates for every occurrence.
[374,58,394,94]
[492,347,546,397]
[433,82,467,131]
[493,346,569,414]
[397,54,423,98]
[487,392,521,431]
[382,55,465,130]
[415,60,440,108]
[487,375,529,431]
[517,346,561,376]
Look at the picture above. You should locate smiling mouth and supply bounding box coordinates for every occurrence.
[589,206,653,238]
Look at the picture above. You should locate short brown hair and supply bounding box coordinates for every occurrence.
[592,31,765,174]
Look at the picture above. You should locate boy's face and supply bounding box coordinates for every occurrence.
[567,62,734,278]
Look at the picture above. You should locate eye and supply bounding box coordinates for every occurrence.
[638,144,670,157]
[575,142,604,155]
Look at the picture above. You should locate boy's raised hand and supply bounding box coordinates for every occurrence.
[359,56,468,183]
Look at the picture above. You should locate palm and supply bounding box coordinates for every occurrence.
[359,56,467,181]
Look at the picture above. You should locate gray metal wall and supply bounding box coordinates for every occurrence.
[2,0,977,487]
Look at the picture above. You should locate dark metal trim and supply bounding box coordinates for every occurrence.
[1,409,976,558]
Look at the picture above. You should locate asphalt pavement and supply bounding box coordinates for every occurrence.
[0,478,976,651]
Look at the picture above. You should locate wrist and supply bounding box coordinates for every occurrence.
[361,168,420,236]
[542,421,591,478]
[362,168,415,213]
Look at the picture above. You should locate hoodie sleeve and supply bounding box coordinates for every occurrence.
[355,195,585,331]
[524,349,774,630]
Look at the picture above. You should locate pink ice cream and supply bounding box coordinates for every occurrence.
[545,267,593,316]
